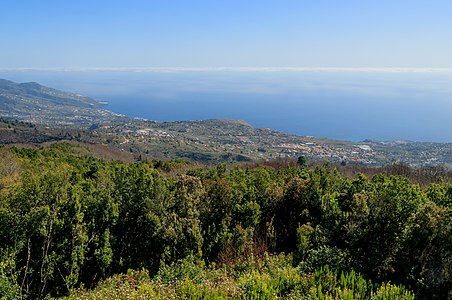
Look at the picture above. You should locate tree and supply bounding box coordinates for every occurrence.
[297,155,307,167]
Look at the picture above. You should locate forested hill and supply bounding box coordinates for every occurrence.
[0,79,123,126]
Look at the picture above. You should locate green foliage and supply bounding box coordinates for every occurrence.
[65,255,415,300]
[297,155,307,167]
[294,223,314,264]
[0,250,20,300]
[308,265,372,299]
[372,282,415,300]
[0,146,450,298]
[298,245,351,273]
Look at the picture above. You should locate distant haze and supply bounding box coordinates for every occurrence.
[1,69,451,142]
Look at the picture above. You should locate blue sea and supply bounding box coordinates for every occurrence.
[1,69,452,142]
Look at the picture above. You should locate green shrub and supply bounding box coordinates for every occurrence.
[371,282,415,300]
[0,250,20,300]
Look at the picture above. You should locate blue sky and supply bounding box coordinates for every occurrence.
[1,0,452,69]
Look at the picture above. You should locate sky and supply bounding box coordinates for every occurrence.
[1,0,452,69]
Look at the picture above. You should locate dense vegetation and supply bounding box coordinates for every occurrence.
[0,143,450,299]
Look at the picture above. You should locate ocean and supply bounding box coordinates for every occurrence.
[1,69,451,142]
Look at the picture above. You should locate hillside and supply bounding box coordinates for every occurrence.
[0,79,451,167]
[0,78,123,126]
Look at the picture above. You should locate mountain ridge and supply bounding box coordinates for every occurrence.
[0,78,122,126]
